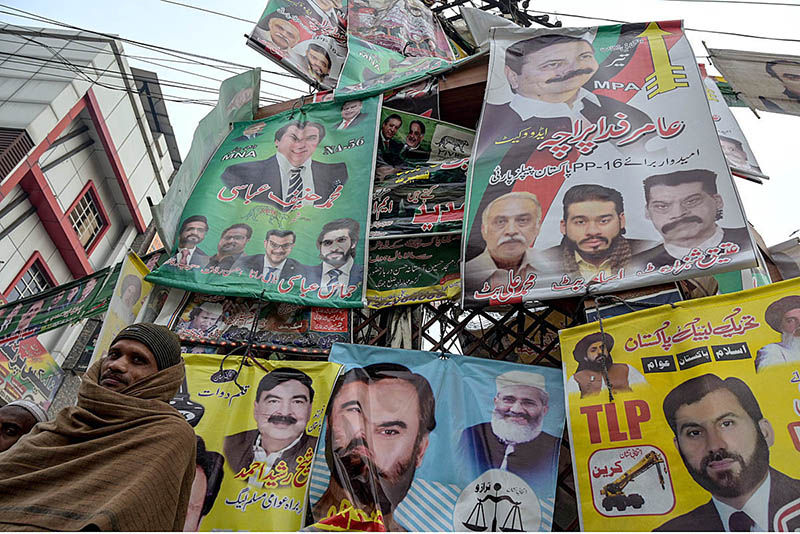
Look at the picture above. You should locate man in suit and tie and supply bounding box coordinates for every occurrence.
[206,223,252,270]
[173,215,210,268]
[233,229,308,283]
[377,113,404,166]
[220,120,348,211]
[336,100,365,130]
[232,122,266,142]
[656,374,800,531]
[399,119,430,161]
[306,218,364,296]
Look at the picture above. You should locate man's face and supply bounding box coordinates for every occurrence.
[314,0,339,11]
[341,101,362,121]
[328,378,428,512]
[217,228,249,256]
[122,284,140,308]
[720,140,748,168]
[481,197,540,265]
[0,406,37,453]
[268,18,301,51]
[406,123,423,148]
[243,122,266,137]
[319,228,354,268]
[191,310,221,332]
[646,182,722,244]
[381,118,401,139]
[307,49,331,79]
[276,125,321,167]
[561,200,624,256]
[507,40,598,102]
[585,340,610,363]
[781,307,800,336]
[771,62,800,94]
[494,384,548,430]
[78,279,98,303]
[674,388,771,499]
[67,286,80,301]
[179,221,208,248]
[253,379,311,443]
[265,234,295,267]
[183,465,208,531]
[18,301,43,331]
[99,339,159,392]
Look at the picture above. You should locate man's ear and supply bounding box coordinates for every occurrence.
[758,418,775,447]
[673,436,679,452]
[559,219,566,236]
[415,434,430,467]
[619,212,626,231]
[505,66,519,92]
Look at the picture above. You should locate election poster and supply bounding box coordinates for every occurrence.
[247,0,347,89]
[367,234,461,308]
[462,21,758,308]
[155,289,351,354]
[373,108,474,237]
[307,343,565,531]
[707,47,800,117]
[770,238,800,281]
[0,337,63,409]
[383,78,440,119]
[699,64,768,184]
[146,97,381,308]
[177,353,342,531]
[560,276,800,531]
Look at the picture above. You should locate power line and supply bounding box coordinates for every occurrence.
[660,0,800,6]
[159,0,258,25]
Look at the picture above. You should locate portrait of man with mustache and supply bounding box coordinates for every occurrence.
[566,332,647,398]
[631,169,752,272]
[311,363,436,531]
[223,368,316,486]
[656,374,800,531]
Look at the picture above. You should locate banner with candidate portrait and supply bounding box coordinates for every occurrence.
[699,64,768,184]
[247,0,347,89]
[462,21,759,308]
[176,354,342,531]
[146,97,381,308]
[707,47,800,117]
[383,78,440,119]
[155,289,351,354]
[560,277,800,531]
[306,343,565,531]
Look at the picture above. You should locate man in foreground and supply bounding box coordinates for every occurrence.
[0,400,48,453]
[0,323,197,531]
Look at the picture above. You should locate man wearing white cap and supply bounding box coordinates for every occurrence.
[459,370,560,495]
[0,400,48,453]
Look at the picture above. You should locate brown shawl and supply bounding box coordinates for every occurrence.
[0,360,196,531]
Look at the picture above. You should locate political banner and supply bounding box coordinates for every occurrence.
[373,108,474,237]
[707,47,800,117]
[770,238,800,281]
[155,290,351,354]
[699,64,768,184]
[0,337,63,409]
[247,0,347,89]
[711,75,746,108]
[307,343,565,531]
[147,97,381,308]
[90,252,154,363]
[366,234,461,308]
[153,69,260,248]
[177,354,342,531]
[560,277,800,531]
[383,78,440,119]
[462,21,757,308]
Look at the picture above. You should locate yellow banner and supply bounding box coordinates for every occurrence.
[180,354,342,531]
[560,278,800,531]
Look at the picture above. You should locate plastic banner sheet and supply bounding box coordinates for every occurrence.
[155,290,351,354]
[561,277,800,531]
[366,234,461,308]
[0,337,63,409]
[307,343,565,531]
[770,238,800,281]
[147,97,381,308]
[383,78,440,119]
[708,47,800,117]
[177,354,342,531]
[700,64,768,184]
[247,0,347,89]
[463,21,757,308]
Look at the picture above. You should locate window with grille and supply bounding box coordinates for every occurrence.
[7,260,54,302]
[68,189,106,249]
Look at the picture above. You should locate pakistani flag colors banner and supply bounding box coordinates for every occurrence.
[699,64,768,184]
[147,97,381,308]
[307,343,565,531]
[0,337,63,409]
[561,277,800,531]
[177,354,342,531]
[462,21,757,308]
[247,0,347,89]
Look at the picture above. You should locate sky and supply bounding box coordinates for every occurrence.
[1,0,798,246]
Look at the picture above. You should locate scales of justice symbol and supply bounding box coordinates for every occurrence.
[462,482,524,532]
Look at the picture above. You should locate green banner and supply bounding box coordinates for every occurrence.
[147,98,381,308]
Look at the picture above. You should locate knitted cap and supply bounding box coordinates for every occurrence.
[6,399,48,423]
[111,323,182,371]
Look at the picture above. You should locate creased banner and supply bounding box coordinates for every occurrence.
[462,21,757,308]
[176,354,341,531]
[147,97,381,308]
[383,78,440,119]
[561,277,800,531]
[0,337,63,409]
[307,343,565,531]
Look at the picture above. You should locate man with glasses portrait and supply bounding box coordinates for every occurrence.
[233,229,308,283]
